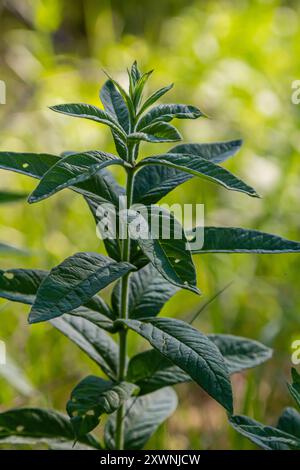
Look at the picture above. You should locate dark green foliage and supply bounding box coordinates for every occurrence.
[0,62,299,450]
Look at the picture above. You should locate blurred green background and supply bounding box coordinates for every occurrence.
[0,0,300,450]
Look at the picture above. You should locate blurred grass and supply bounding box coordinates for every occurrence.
[0,0,300,449]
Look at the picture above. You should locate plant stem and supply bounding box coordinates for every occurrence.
[115,168,134,450]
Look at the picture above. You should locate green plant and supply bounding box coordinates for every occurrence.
[0,62,300,450]
[230,368,300,450]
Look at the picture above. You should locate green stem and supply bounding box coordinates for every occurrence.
[115,168,134,450]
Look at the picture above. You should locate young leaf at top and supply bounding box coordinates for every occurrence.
[137,83,174,116]
[229,414,300,450]
[104,388,178,450]
[137,103,204,130]
[112,263,179,319]
[128,205,198,293]
[100,80,130,133]
[0,408,100,450]
[28,252,134,324]
[137,153,259,198]
[118,317,233,413]
[128,121,182,143]
[51,314,119,379]
[28,151,124,203]
[189,227,300,253]
[67,376,138,436]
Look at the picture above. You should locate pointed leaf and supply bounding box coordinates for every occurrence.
[67,376,138,436]
[0,268,48,305]
[0,267,113,322]
[132,70,153,108]
[277,407,300,439]
[170,139,243,163]
[208,334,273,374]
[51,314,119,379]
[229,415,300,450]
[50,103,126,138]
[138,153,259,198]
[138,84,174,116]
[128,122,181,143]
[100,80,130,133]
[119,317,233,412]
[28,151,124,203]
[28,252,134,323]
[104,388,177,450]
[128,206,198,293]
[189,227,300,253]
[0,408,99,449]
[137,104,203,129]
[130,61,141,86]
[112,264,179,318]
[133,140,242,204]
[127,334,272,394]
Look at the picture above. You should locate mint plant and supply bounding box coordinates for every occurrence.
[230,368,300,450]
[0,62,300,450]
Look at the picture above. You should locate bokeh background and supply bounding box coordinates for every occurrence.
[0,0,300,450]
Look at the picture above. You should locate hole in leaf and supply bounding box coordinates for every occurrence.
[22,163,29,169]
[86,410,95,416]
[174,259,180,264]
[16,425,24,433]
[3,272,14,280]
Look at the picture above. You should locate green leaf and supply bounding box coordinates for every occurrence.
[229,414,300,450]
[119,317,233,412]
[189,227,300,253]
[103,72,135,121]
[137,103,203,129]
[0,267,113,322]
[28,151,124,203]
[0,408,100,449]
[100,80,130,133]
[129,61,141,86]
[277,407,300,439]
[67,376,138,436]
[50,103,126,139]
[0,191,27,204]
[288,368,300,408]
[28,252,134,323]
[170,139,243,163]
[133,70,153,107]
[104,388,177,450]
[112,264,179,318]
[127,334,272,394]
[133,140,242,205]
[137,83,174,116]
[128,206,198,293]
[128,122,181,143]
[0,268,48,305]
[0,151,121,202]
[51,314,119,379]
[0,151,60,179]
[138,153,259,198]
[127,349,188,395]
[208,334,273,374]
